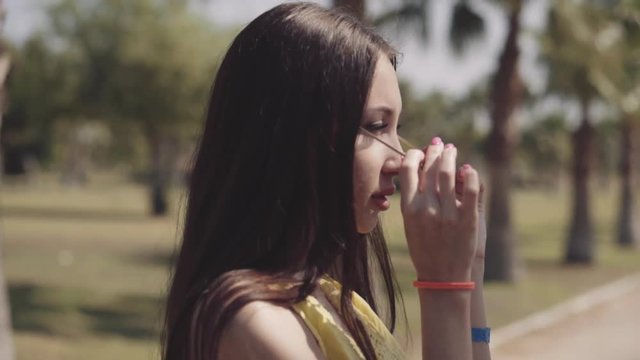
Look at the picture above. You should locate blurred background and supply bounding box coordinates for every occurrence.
[0,0,638,359]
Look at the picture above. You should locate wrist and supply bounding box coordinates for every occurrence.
[471,258,485,278]
[418,287,472,305]
[472,256,485,268]
[416,269,472,283]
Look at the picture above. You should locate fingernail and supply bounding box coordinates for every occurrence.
[431,137,443,145]
[445,143,455,149]
[463,163,471,170]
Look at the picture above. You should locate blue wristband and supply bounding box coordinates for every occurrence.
[471,327,491,343]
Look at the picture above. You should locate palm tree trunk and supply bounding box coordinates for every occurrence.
[0,242,14,360]
[333,0,365,20]
[149,130,170,216]
[484,1,523,282]
[0,3,16,354]
[565,98,595,263]
[617,116,637,247]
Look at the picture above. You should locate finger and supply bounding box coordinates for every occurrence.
[399,149,425,206]
[455,165,464,201]
[419,138,444,215]
[475,176,487,259]
[439,144,458,220]
[419,136,443,198]
[461,164,480,223]
[419,137,443,193]
[478,181,486,214]
[456,165,484,205]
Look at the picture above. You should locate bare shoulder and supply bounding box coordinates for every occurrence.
[218,300,324,360]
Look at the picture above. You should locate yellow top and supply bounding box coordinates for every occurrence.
[292,276,406,360]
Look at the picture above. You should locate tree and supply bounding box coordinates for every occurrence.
[107,1,219,215]
[517,113,570,187]
[333,0,522,281]
[398,82,487,168]
[4,35,75,176]
[0,53,14,360]
[333,0,365,19]
[44,0,224,215]
[0,2,15,359]
[476,0,524,281]
[386,0,524,281]
[542,1,620,263]
[589,0,640,248]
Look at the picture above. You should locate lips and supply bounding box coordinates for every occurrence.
[371,187,395,211]
[371,196,390,210]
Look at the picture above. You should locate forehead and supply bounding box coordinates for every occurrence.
[363,54,402,116]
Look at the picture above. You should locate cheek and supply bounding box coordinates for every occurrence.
[353,150,383,233]
[353,151,380,199]
[352,167,366,207]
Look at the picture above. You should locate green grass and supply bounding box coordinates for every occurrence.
[1,173,639,359]
[2,173,180,360]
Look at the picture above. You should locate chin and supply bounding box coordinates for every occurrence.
[356,215,379,234]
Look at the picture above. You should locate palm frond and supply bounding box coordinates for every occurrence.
[373,0,428,41]
[449,0,485,54]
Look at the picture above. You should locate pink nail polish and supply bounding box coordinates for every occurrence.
[463,163,471,170]
[431,137,442,145]
[445,143,455,149]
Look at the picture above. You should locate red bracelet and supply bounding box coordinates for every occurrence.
[412,281,476,290]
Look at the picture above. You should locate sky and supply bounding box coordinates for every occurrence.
[3,0,550,98]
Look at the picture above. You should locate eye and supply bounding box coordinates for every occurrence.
[364,121,388,132]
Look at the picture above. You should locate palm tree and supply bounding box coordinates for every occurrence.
[333,0,365,19]
[0,1,15,358]
[333,0,523,281]
[483,0,524,281]
[617,113,637,247]
[609,3,639,249]
[590,1,640,248]
[542,1,619,263]
[382,0,524,281]
[333,0,429,34]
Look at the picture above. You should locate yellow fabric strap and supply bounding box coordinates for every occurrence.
[292,276,405,360]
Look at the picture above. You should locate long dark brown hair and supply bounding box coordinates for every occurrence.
[163,3,403,359]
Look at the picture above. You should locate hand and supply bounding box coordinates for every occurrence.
[399,139,481,282]
[456,170,486,262]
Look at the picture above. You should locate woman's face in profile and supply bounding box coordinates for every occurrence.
[353,53,404,234]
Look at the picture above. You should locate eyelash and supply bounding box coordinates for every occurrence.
[364,122,403,132]
[365,122,387,131]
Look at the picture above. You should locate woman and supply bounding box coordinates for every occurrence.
[163,2,490,359]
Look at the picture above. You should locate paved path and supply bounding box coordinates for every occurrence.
[491,274,640,360]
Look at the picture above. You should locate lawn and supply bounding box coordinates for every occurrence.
[1,173,639,359]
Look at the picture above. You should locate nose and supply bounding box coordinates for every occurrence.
[382,137,403,176]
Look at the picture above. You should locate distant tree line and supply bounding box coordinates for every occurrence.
[1,0,638,267]
[2,0,232,215]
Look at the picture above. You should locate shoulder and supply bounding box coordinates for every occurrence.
[218,300,325,360]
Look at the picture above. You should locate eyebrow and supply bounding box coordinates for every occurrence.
[366,106,405,128]
[365,105,397,117]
